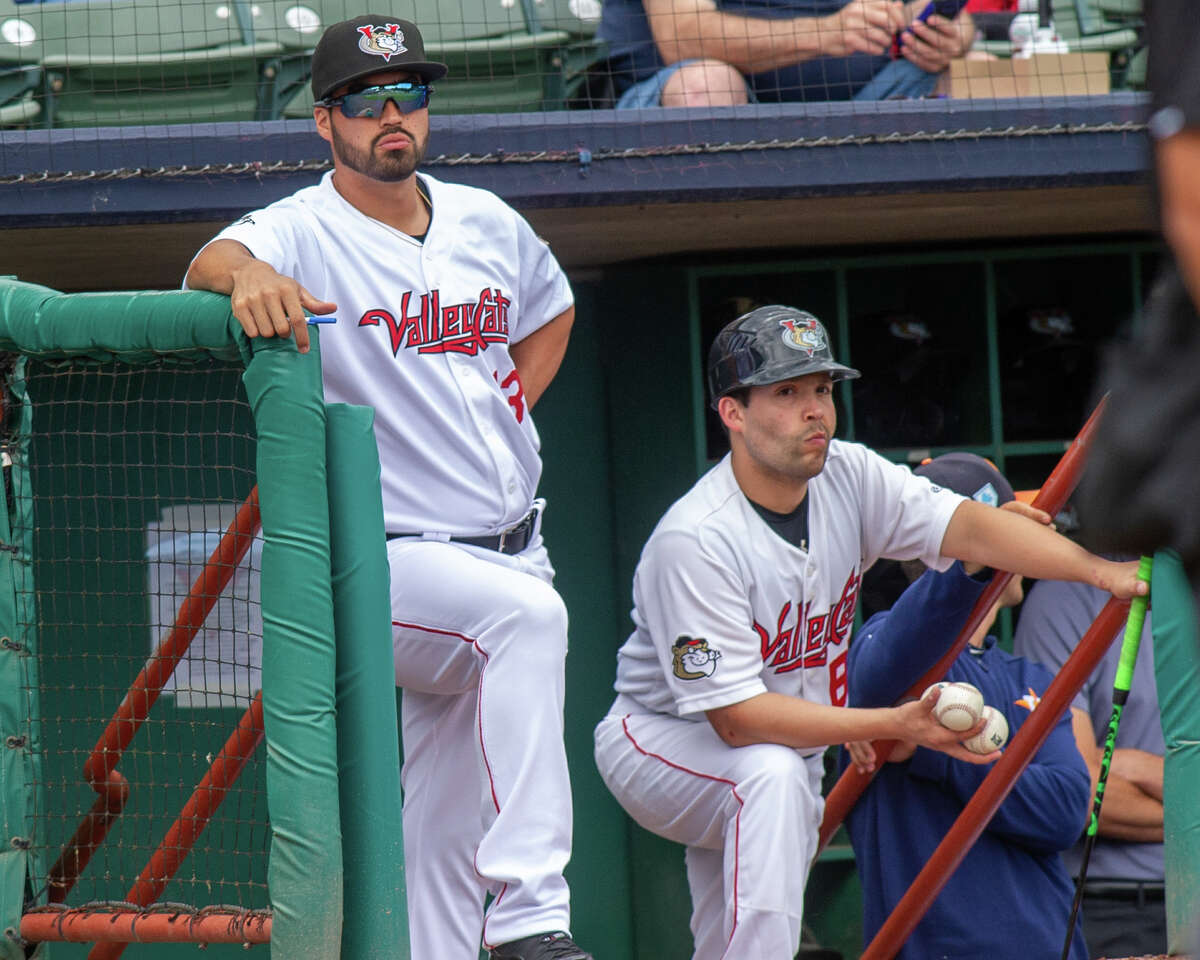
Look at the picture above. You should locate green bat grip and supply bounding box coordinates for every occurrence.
[1113,555,1154,693]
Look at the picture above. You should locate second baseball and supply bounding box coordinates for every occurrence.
[923,681,984,732]
[964,705,1010,754]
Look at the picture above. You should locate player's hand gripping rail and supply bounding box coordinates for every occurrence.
[1060,555,1154,960]
[858,594,1133,960]
[816,394,1108,854]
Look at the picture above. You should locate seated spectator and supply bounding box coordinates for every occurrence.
[597,0,976,107]
[1014,572,1167,958]
[841,453,1090,960]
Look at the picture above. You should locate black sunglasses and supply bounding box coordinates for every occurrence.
[318,81,432,118]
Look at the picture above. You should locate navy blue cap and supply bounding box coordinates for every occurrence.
[914,452,1015,507]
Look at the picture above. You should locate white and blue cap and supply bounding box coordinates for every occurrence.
[914,452,1014,507]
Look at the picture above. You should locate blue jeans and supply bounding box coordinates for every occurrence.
[615,57,939,108]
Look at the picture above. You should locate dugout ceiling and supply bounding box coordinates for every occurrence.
[0,95,1158,289]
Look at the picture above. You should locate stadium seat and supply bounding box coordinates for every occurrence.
[0,0,42,126]
[16,0,308,126]
[0,63,40,126]
[276,0,576,116]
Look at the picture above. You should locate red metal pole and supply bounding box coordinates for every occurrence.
[83,487,262,786]
[48,487,261,903]
[87,692,266,960]
[858,597,1130,960]
[817,396,1106,853]
[21,909,271,944]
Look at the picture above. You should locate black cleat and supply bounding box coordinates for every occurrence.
[489,930,594,960]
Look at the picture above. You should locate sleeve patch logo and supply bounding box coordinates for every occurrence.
[672,635,721,681]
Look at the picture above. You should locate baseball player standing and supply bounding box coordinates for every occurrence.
[185,16,591,960]
[593,304,1148,959]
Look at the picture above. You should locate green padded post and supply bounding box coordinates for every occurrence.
[325,404,408,959]
[242,331,343,959]
[1150,550,1200,956]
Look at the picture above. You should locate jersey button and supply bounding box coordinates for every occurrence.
[506,481,517,494]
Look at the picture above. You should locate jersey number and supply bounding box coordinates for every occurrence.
[828,650,848,707]
[494,368,526,423]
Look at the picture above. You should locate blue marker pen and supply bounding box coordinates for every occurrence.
[306,316,338,324]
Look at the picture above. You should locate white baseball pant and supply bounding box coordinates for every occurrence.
[594,697,824,960]
[390,532,573,958]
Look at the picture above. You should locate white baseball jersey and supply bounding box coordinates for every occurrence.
[614,442,965,735]
[201,170,573,535]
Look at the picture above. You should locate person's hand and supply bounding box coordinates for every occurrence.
[898,9,975,73]
[228,258,336,355]
[1097,559,1151,601]
[818,0,908,57]
[888,739,918,763]
[893,690,1000,764]
[845,740,877,774]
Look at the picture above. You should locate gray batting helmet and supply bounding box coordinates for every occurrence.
[707,305,860,409]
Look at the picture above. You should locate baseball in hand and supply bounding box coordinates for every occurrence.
[964,705,1009,754]
[922,681,984,732]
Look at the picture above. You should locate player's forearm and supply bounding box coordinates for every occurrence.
[184,239,256,296]
[647,1,826,72]
[1094,775,1164,841]
[707,691,901,749]
[1110,748,1164,800]
[940,501,1129,594]
[509,306,574,409]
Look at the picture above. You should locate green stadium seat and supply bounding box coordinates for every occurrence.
[13,0,311,126]
[273,0,579,115]
[0,63,40,126]
[1095,0,1143,22]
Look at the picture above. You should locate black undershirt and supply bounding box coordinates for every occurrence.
[748,494,810,552]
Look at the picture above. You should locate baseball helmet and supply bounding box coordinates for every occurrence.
[707,305,860,409]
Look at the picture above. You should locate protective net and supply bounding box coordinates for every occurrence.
[8,356,270,942]
[0,0,1146,183]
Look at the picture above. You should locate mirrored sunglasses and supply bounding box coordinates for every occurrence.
[319,82,432,118]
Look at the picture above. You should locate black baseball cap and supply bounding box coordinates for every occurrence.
[914,452,1015,507]
[311,16,449,102]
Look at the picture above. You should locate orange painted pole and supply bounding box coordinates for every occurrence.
[87,693,266,960]
[858,597,1130,960]
[817,396,1106,853]
[21,909,271,944]
[48,488,261,903]
[83,488,261,786]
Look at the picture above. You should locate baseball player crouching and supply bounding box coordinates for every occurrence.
[185,16,590,960]
[593,305,1147,960]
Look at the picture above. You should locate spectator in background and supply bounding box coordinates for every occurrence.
[1014,574,1167,959]
[841,453,1090,960]
[1147,0,1200,311]
[597,0,976,108]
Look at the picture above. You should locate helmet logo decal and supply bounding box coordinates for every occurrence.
[779,316,826,357]
[357,23,407,60]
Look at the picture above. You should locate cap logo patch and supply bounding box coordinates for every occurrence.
[779,316,825,357]
[357,23,406,60]
[972,482,999,507]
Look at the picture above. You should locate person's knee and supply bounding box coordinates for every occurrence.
[737,746,814,810]
[661,59,749,107]
[498,579,569,662]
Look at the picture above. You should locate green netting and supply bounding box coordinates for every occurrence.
[0,277,351,958]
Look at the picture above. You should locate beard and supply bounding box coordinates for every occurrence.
[330,121,427,182]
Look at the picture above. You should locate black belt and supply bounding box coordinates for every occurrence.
[1082,881,1166,904]
[386,507,538,556]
